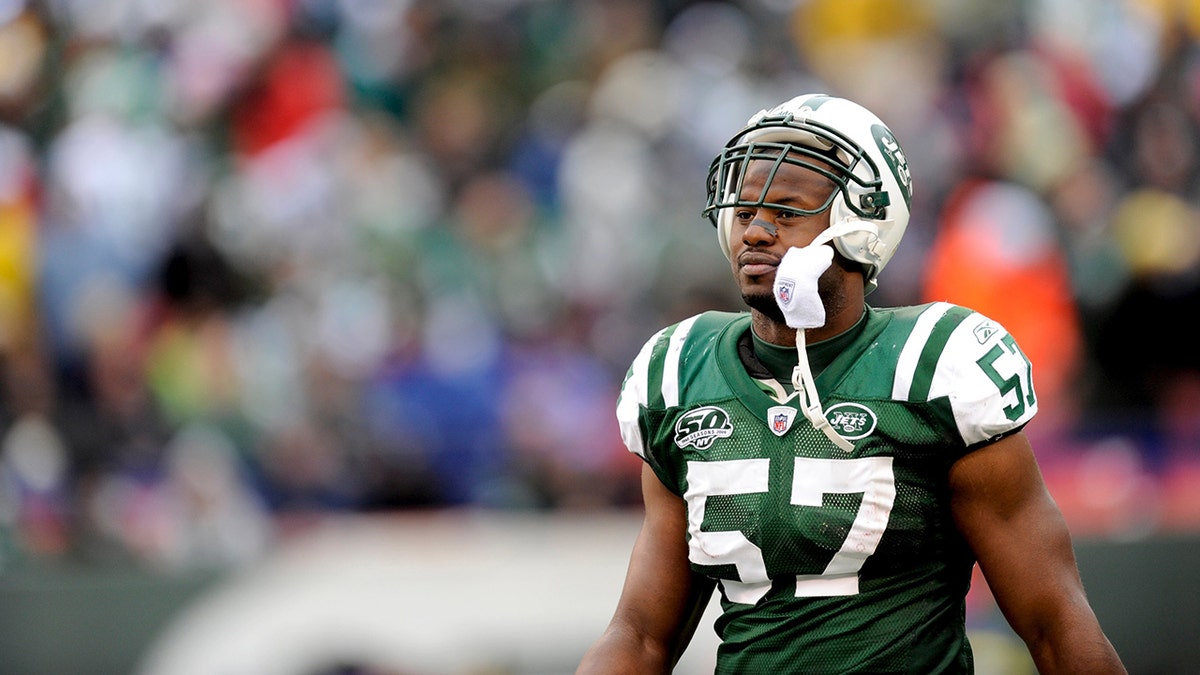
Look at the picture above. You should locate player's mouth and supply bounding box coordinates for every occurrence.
[738,252,780,277]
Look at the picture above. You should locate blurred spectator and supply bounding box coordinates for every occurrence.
[500,326,641,510]
[0,348,70,560]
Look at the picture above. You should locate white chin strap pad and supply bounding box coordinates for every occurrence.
[773,244,832,330]
[767,220,876,328]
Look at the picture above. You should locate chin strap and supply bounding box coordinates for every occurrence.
[773,227,871,453]
[791,329,853,452]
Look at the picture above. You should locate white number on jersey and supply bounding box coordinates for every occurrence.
[684,457,896,604]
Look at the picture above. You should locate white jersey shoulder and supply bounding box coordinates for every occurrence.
[615,314,705,459]
[892,302,1038,446]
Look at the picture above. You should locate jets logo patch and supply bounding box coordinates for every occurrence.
[824,402,877,441]
[674,406,734,450]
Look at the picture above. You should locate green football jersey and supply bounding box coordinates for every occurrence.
[616,303,1038,674]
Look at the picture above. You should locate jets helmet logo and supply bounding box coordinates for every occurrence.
[674,406,734,450]
[873,124,912,208]
[824,402,878,441]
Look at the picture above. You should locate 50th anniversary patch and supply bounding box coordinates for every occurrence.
[674,406,734,449]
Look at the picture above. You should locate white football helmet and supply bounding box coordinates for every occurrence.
[704,93,913,293]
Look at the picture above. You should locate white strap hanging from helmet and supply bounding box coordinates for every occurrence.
[790,328,852,452]
[771,226,874,453]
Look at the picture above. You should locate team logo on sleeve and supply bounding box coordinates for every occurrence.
[824,402,877,441]
[674,406,734,449]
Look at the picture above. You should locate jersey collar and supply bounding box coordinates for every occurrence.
[718,307,888,420]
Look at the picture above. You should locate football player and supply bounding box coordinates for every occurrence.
[577,94,1126,674]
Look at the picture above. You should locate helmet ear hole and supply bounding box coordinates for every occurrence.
[827,189,854,230]
[826,191,884,285]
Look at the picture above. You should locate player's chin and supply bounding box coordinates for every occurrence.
[742,289,786,324]
[737,269,774,294]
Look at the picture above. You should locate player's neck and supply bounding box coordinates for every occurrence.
[751,302,866,347]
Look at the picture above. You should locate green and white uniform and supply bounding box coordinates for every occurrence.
[617,302,1038,674]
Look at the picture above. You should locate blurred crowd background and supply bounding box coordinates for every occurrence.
[1,0,1200,575]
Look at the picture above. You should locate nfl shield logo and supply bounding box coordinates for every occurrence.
[777,279,794,305]
[766,405,796,437]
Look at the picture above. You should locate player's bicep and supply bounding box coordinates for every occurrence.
[948,433,1089,641]
[619,465,713,639]
[582,464,713,673]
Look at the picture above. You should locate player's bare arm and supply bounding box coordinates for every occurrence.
[950,432,1127,674]
[576,464,716,674]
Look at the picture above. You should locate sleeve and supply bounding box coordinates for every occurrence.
[615,326,668,460]
[927,309,1039,447]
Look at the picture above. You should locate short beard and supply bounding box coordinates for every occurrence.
[742,289,786,324]
[741,261,848,327]
[738,255,861,327]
